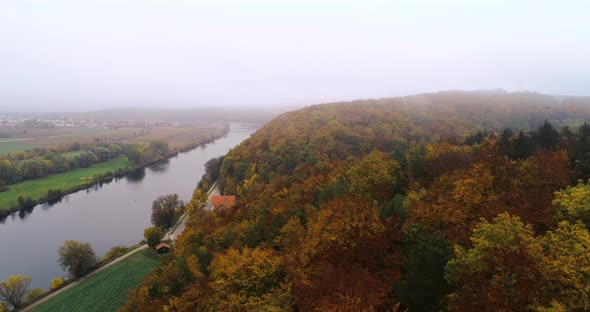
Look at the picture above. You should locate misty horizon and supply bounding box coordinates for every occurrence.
[1,1,589,112]
[4,89,590,115]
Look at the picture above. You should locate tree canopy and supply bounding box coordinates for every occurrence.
[122,92,590,311]
[151,194,183,230]
[144,227,164,248]
[57,240,98,278]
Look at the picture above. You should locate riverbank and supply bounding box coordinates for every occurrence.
[0,123,256,291]
[22,181,220,312]
[0,125,230,218]
[0,157,129,217]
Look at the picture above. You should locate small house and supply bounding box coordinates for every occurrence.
[211,195,236,210]
[155,242,171,254]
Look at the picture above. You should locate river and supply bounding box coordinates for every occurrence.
[0,123,257,289]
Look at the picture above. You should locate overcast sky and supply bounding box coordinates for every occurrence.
[0,0,589,112]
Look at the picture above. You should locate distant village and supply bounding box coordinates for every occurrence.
[0,114,186,129]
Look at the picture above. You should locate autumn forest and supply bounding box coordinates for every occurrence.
[122,91,590,311]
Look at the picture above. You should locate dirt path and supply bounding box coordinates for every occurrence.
[22,244,148,312]
[23,182,219,311]
[0,137,36,143]
[0,135,73,144]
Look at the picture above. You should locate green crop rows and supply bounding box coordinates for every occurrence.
[33,249,159,312]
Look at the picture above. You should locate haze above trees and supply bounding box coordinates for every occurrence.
[121,92,590,311]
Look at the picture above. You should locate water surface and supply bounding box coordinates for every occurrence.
[0,123,256,288]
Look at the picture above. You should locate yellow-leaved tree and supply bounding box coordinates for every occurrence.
[50,277,65,290]
[208,247,287,310]
[445,213,590,311]
[553,180,590,229]
[0,275,32,309]
[539,221,590,311]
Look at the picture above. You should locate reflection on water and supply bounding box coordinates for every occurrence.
[126,168,146,183]
[17,208,31,220]
[149,158,170,173]
[41,201,54,210]
[46,197,62,206]
[0,123,258,288]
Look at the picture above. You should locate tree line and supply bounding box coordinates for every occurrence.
[0,140,171,187]
[121,92,590,311]
[0,143,121,185]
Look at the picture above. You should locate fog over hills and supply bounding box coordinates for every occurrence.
[1,1,589,112]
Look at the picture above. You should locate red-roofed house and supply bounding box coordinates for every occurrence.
[155,242,171,254]
[211,195,236,210]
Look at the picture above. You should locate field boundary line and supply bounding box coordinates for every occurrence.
[0,138,36,143]
[22,245,148,312]
[23,181,219,311]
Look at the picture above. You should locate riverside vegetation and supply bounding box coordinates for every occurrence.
[0,125,229,215]
[0,192,187,311]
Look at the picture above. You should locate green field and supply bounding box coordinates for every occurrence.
[0,140,38,154]
[0,156,128,211]
[33,249,159,312]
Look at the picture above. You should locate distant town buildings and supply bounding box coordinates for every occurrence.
[0,115,187,129]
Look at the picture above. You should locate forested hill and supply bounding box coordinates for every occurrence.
[123,91,590,311]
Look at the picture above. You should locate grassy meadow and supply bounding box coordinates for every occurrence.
[0,139,38,154]
[0,156,128,212]
[32,249,159,312]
